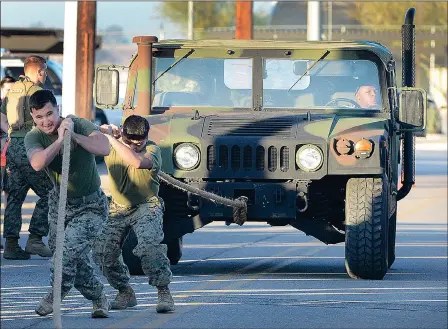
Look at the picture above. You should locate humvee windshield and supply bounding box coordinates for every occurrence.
[152,57,380,110]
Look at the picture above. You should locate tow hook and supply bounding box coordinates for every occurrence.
[296,192,309,213]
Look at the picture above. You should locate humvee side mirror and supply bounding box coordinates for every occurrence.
[397,87,427,132]
[94,66,120,109]
[293,61,308,75]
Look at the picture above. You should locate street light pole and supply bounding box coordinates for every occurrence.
[307,1,321,41]
[188,1,194,40]
[235,1,253,40]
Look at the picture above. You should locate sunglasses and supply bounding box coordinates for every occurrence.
[123,138,146,147]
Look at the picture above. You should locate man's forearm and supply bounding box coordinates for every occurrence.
[30,139,63,171]
[0,113,9,134]
[73,132,110,156]
[108,136,152,169]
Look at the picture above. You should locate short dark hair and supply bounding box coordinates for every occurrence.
[0,76,16,88]
[122,115,150,140]
[24,55,47,71]
[29,90,57,111]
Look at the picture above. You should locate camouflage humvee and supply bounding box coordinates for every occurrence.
[95,8,426,280]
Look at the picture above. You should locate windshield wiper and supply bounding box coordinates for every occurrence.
[153,48,195,83]
[288,50,330,91]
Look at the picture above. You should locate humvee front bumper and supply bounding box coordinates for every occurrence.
[188,181,309,221]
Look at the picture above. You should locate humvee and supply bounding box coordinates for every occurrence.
[94,8,426,280]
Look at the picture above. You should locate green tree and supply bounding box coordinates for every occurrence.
[157,1,270,37]
[346,2,447,27]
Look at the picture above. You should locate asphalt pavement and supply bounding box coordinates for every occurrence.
[1,135,446,329]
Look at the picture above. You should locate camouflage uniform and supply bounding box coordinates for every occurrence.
[94,196,172,288]
[47,188,108,300]
[1,80,52,240]
[94,139,172,290]
[3,137,52,238]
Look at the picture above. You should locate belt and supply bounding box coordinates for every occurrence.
[65,189,102,205]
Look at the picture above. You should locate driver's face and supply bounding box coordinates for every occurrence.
[356,86,378,108]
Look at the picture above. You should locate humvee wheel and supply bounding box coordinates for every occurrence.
[345,177,389,280]
[166,237,183,265]
[122,229,144,275]
[122,231,184,275]
[388,211,397,268]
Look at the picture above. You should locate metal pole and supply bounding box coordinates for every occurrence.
[75,1,96,120]
[307,1,321,41]
[328,2,332,41]
[188,1,194,40]
[235,1,253,40]
[62,1,78,117]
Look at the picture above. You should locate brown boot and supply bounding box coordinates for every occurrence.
[156,286,175,313]
[110,285,137,310]
[3,237,30,260]
[25,234,52,257]
[92,292,110,318]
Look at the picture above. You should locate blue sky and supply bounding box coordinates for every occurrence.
[1,1,277,40]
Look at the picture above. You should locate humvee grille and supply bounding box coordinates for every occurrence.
[256,146,265,171]
[280,147,290,172]
[207,118,294,137]
[231,146,241,169]
[243,146,252,169]
[219,145,229,168]
[268,146,278,172]
[207,145,216,170]
[207,144,290,173]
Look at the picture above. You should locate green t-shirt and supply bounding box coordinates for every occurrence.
[105,140,161,207]
[0,80,41,137]
[24,116,101,198]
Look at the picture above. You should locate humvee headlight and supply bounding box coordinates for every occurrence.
[296,145,323,172]
[354,139,373,159]
[174,143,200,170]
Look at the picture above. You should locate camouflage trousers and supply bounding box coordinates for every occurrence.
[3,137,53,238]
[94,196,172,289]
[47,188,108,301]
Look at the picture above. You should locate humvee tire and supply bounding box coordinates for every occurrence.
[122,229,144,275]
[388,211,397,268]
[166,237,183,265]
[122,230,184,275]
[345,177,389,280]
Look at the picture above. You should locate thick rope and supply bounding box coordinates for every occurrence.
[53,133,71,329]
[158,171,248,225]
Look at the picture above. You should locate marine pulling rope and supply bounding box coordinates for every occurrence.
[157,171,248,226]
[53,132,71,329]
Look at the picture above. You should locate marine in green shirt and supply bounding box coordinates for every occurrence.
[25,90,112,318]
[93,115,175,314]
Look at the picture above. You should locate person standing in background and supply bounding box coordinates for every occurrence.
[1,57,53,259]
[1,76,16,249]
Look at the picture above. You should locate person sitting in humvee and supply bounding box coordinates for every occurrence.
[355,84,379,109]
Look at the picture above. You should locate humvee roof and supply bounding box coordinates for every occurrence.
[153,40,393,64]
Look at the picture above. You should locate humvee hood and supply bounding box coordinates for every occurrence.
[148,112,388,145]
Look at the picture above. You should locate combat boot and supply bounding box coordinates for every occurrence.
[110,285,137,310]
[156,286,175,313]
[92,292,110,318]
[35,292,53,316]
[25,234,52,257]
[3,237,30,260]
